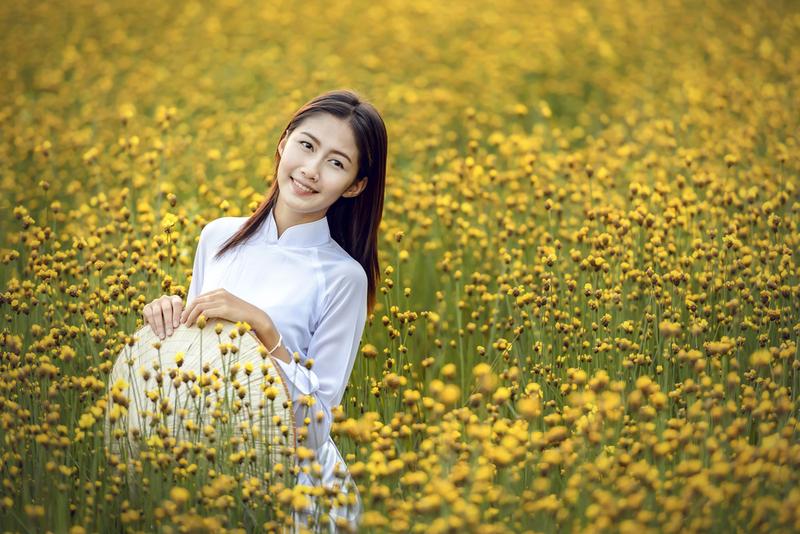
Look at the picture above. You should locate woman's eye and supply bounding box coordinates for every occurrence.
[300,141,312,150]
[331,159,344,169]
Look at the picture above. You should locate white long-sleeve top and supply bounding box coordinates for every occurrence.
[186,207,368,453]
[184,207,367,529]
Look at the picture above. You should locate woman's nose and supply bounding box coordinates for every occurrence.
[300,170,318,183]
[300,161,321,180]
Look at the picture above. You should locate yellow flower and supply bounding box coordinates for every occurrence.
[160,212,179,231]
[403,389,421,405]
[473,362,492,376]
[492,387,511,405]
[658,320,681,338]
[517,396,542,419]
[24,504,44,519]
[118,103,136,122]
[78,413,96,429]
[169,486,191,506]
[361,343,378,359]
[414,494,442,514]
[438,384,461,406]
[296,446,316,461]
[441,363,457,379]
[360,511,389,528]
[750,349,771,367]
[291,492,310,511]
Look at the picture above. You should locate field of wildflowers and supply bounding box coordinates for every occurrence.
[1,0,799,532]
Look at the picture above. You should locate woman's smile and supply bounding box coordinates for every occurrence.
[291,176,319,195]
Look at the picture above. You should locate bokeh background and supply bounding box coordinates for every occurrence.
[1,0,799,532]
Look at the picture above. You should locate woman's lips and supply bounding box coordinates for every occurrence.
[291,176,318,195]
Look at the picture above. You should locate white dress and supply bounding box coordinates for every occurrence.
[186,207,367,531]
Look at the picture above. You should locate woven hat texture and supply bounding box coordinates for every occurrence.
[105,319,296,474]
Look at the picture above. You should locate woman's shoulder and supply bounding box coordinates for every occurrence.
[319,246,368,294]
[319,240,365,273]
[200,216,249,242]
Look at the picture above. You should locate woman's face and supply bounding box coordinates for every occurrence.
[275,112,367,221]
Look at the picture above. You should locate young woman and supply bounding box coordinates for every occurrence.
[142,89,387,530]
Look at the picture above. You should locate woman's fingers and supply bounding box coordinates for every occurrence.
[180,300,194,325]
[158,297,175,338]
[149,299,164,338]
[146,302,161,338]
[144,302,162,338]
[170,295,183,330]
[143,303,153,328]
[142,296,186,339]
[185,300,216,328]
[180,291,228,327]
[184,301,203,327]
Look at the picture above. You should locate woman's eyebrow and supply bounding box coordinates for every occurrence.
[300,131,353,163]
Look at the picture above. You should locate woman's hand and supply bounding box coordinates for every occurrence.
[180,288,266,330]
[143,294,185,340]
[180,288,291,362]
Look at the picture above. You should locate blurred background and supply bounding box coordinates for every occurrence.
[1,0,799,532]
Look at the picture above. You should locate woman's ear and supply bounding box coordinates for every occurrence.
[342,177,368,198]
[277,135,287,157]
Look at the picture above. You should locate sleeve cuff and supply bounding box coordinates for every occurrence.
[273,357,320,396]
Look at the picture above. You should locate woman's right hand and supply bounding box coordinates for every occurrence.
[143,295,184,340]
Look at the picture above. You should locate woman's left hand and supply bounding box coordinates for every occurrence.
[180,288,270,331]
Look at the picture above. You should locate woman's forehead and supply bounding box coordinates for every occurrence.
[294,113,358,153]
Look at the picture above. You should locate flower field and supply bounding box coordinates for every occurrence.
[1,0,799,532]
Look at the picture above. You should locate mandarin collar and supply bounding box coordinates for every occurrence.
[262,207,331,248]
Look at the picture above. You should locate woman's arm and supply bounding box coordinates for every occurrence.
[252,318,292,364]
[254,265,369,451]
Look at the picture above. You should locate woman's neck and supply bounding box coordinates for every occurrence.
[273,202,326,239]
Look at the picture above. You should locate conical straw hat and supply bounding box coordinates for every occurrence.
[105,319,296,477]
